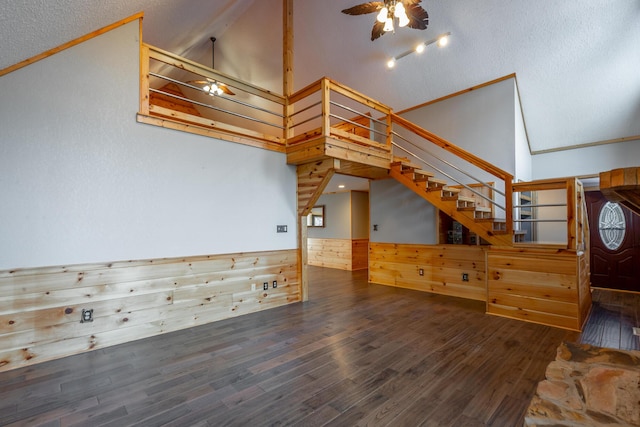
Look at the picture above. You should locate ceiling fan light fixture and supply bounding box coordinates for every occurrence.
[383,17,394,32]
[341,0,429,41]
[394,2,409,27]
[202,81,224,96]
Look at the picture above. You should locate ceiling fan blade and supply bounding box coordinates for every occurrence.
[219,84,235,96]
[371,21,386,41]
[405,3,429,30]
[342,2,384,15]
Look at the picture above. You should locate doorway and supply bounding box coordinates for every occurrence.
[586,191,640,291]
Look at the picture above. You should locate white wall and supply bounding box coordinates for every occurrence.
[0,21,297,270]
[216,0,282,94]
[308,192,351,239]
[369,179,437,244]
[400,78,517,175]
[532,139,640,180]
[514,85,532,182]
[351,191,370,239]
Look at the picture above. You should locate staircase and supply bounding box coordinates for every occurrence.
[389,159,514,246]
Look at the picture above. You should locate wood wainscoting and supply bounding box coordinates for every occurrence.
[307,238,369,271]
[0,249,300,372]
[487,247,591,331]
[369,243,487,301]
[370,243,591,331]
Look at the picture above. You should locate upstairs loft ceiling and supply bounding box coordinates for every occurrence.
[1,0,639,154]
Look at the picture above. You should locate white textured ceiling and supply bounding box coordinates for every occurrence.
[2,0,639,153]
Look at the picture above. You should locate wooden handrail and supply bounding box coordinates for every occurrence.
[289,77,392,114]
[512,178,572,192]
[326,78,392,115]
[289,79,322,104]
[391,113,513,183]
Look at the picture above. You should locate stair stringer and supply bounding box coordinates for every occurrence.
[297,159,339,216]
[389,166,513,247]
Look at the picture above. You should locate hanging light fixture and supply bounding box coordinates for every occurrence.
[342,0,428,41]
[189,37,234,96]
[375,1,410,33]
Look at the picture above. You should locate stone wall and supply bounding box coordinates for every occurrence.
[525,342,640,426]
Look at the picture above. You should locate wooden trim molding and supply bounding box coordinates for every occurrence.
[397,73,517,115]
[0,12,144,77]
[0,249,300,372]
[531,135,640,155]
[136,113,287,153]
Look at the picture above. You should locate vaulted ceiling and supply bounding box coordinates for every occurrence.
[2,0,639,153]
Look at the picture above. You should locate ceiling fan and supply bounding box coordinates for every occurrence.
[190,37,234,96]
[342,0,429,41]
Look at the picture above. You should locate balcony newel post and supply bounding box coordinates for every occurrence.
[386,110,393,148]
[139,44,150,115]
[321,78,331,138]
[505,176,514,238]
[566,178,577,250]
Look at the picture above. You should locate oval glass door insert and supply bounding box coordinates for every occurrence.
[598,202,626,250]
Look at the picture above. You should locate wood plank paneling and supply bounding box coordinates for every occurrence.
[369,243,487,301]
[0,250,300,372]
[487,247,583,331]
[351,239,369,271]
[308,238,369,271]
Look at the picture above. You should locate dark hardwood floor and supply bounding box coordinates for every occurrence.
[579,287,640,351]
[1,267,635,426]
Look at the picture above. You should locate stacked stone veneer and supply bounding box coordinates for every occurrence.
[525,342,640,426]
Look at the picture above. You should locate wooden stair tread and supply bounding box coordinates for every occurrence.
[427,177,447,186]
[414,170,435,182]
[414,169,434,177]
[457,196,476,203]
[391,160,422,170]
[442,186,461,193]
[474,206,492,212]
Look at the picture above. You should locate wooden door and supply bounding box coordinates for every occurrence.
[586,191,640,291]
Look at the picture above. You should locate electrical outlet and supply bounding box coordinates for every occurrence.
[462,273,469,282]
[263,282,269,291]
[277,225,287,233]
[273,280,277,288]
[419,268,424,276]
[81,309,93,323]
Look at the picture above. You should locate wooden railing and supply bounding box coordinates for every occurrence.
[287,77,392,151]
[512,177,588,250]
[139,44,287,151]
